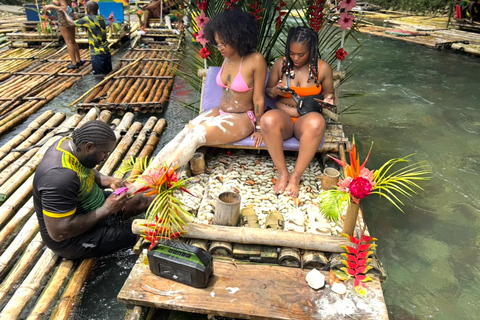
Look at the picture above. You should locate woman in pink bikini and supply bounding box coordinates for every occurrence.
[262,27,334,197]
[148,9,267,169]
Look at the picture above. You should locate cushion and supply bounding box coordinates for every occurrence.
[201,67,323,151]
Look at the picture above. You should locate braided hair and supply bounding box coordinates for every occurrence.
[72,120,116,148]
[281,27,320,87]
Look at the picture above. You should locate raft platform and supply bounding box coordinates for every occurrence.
[357,14,480,56]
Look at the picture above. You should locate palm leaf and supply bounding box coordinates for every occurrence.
[371,156,432,212]
[318,189,350,222]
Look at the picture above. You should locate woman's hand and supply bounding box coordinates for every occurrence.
[251,131,263,148]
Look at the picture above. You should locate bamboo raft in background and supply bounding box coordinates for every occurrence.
[0,108,167,320]
[75,39,183,116]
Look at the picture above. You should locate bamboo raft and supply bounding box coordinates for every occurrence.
[357,16,480,56]
[0,108,167,320]
[75,40,182,116]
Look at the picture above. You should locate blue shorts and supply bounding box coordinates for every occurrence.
[91,52,112,75]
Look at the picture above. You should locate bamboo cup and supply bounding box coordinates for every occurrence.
[321,167,340,190]
[214,192,241,227]
[190,152,205,175]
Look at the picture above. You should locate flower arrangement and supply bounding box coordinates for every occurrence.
[319,138,431,234]
[37,14,54,36]
[136,9,144,30]
[115,157,195,250]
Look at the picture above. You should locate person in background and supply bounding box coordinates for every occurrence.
[62,1,112,77]
[262,27,334,198]
[43,0,83,69]
[33,121,152,260]
[142,0,186,30]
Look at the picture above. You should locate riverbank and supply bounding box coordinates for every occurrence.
[357,11,480,56]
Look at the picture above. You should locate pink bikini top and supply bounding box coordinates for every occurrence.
[216,57,253,93]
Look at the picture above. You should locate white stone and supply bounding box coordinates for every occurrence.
[305,269,325,290]
[331,282,347,295]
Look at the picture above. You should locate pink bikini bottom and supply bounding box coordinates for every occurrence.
[219,109,256,129]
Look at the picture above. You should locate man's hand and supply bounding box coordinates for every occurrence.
[251,131,263,148]
[102,192,129,215]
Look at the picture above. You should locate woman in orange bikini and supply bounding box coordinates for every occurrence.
[145,9,266,170]
[262,27,334,197]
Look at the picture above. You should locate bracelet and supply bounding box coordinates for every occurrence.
[255,125,261,132]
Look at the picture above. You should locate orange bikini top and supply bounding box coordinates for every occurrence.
[283,60,323,98]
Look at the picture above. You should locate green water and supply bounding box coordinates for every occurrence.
[341,34,480,320]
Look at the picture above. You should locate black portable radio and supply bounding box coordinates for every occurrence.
[147,240,213,288]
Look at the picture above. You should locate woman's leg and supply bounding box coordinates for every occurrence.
[260,109,294,194]
[285,112,326,197]
[59,25,80,65]
[163,111,254,168]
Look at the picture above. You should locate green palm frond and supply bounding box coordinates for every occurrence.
[371,156,432,212]
[114,156,152,181]
[318,189,350,222]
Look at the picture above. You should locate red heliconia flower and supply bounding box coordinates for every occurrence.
[275,1,287,29]
[200,46,211,59]
[225,0,238,8]
[197,0,208,11]
[248,2,263,21]
[335,48,348,61]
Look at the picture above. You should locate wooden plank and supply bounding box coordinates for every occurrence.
[118,259,389,320]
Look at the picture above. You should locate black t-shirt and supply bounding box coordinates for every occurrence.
[33,137,105,249]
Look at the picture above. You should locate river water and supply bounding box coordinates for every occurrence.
[1,30,478,319]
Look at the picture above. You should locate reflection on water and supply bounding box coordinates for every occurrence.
[341,34,480,320]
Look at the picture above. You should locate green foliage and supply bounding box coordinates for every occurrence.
[368,0,451,12]
[179,0,363,93]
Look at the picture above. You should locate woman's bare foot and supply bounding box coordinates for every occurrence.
[285,173,302,198]
[273,170,290,194]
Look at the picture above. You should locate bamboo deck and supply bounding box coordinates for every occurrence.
[357,15,480,56]
[0,108,167,320]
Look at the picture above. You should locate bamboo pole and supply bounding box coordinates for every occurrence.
[101,122,143,176]
[0,114,82,190]
[0,175,33,229]
[118,117,158,172]
[0,112,66,172]
[0,198,34,247]
[25,259,74,320]
[70,55,147,107]
[0,233,43,302]
[129,119,166,178]
[132,219,349,253]
[49,258,96,320]
[0,110,54,161]
[0,249,58,320]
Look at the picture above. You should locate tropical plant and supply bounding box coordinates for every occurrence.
[178,0,364,95]
[115,158,195,249]
[319,137,432,222]
[336,233,377,296]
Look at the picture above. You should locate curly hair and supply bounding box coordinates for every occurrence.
[203,9,259,57]
[282,27,321,87]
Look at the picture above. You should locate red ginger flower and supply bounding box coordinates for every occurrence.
[349,177,373,200]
